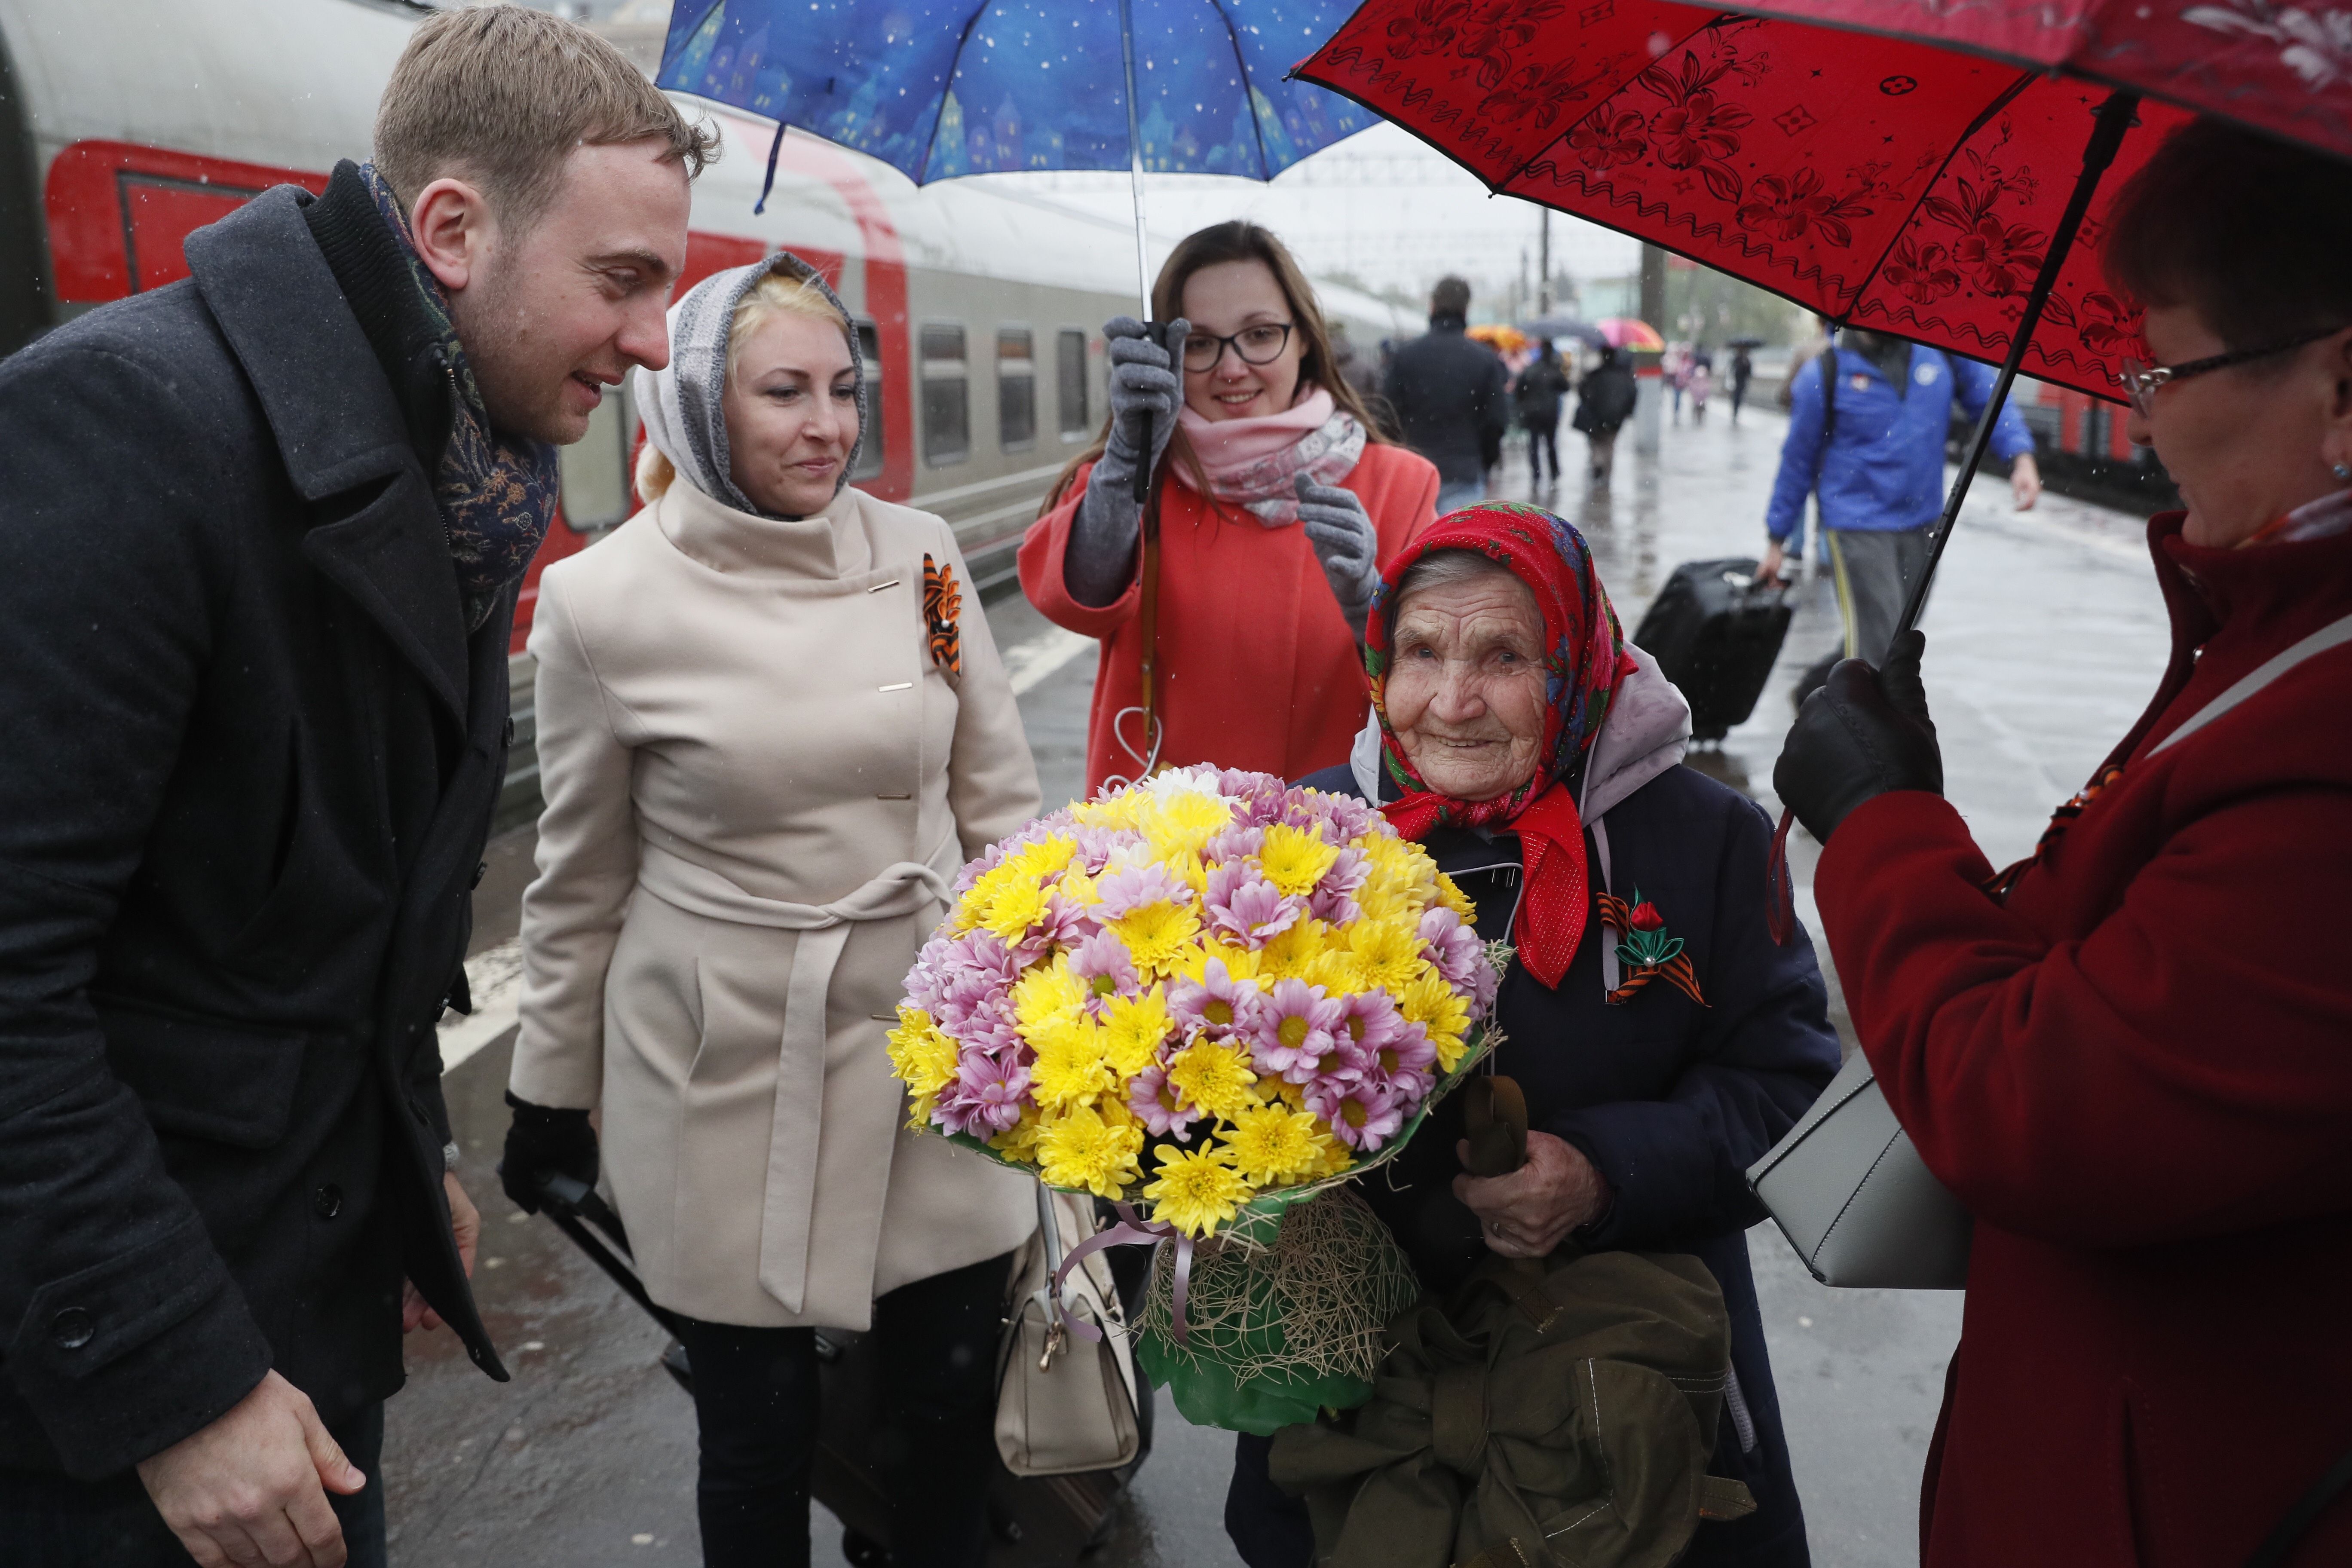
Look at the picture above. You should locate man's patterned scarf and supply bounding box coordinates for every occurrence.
[359,163,560,631]
[1364,502,1635,988]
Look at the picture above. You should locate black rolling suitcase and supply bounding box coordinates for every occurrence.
[534,1174,1153,1567]
[1632,558,1793,741]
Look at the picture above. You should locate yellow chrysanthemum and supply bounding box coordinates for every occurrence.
[1172,940,1263,986]
[1165,1038,1259,1121]
[1361,834,1439,911]
[1037,1102,1144,1198]
[1259,821,1341,897]
[1143,1144,1251,1238]
[1256,919,1331,981]
[1010,959,1088,1036]
[1107,899,1203,977]
[1072,792,1145,831]
[1218,1101,1327,1186]
[1100,986,1175,1077]
[1400,973,1473,1070]
[1348,917,1426,992]
[885,1005,961,1126]
[1301,946,1363,997]
[1029,1014,1116,1110]
[1354,877,1414,926]
[1142,788,1232,858]
[962,836,1078,938]
[1435,872,1476,921]
[1056,866,1100,911]
[1158,845,1212,900]
[991,1104,1044,1161]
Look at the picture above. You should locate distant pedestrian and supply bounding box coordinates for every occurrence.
[1668,345,1688,423]
[1329,321,1395,438]
[1513,339,1570,485]
[1730,346,1754,423]
[1689,352,1713,425]
[1021,221,1437,793]
[1381,275,1508,513]
[509,252,1041,1568]
[1777,317,1833,412]
[1571,345,1638,485]
[0,10,708,1566]
[1759,329,2040,701]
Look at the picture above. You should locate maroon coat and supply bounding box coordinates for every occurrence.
[1815,511,2352,1567]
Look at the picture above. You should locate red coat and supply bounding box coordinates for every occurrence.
[1019,444,1437,793]
[1816,512,2352,1567]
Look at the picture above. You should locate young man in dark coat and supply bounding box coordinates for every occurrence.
[0,9,707,1565]
[1382,276,1510,514]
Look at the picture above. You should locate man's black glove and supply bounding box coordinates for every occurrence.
[499,1090,598,1215]
[1773,629,1942,843]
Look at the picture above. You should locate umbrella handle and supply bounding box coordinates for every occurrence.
[1132,320,1173,506]
[1894,90,2140,639]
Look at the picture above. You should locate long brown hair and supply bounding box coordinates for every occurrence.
[1043,221,1391,513]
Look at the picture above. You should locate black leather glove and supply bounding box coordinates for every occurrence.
[499,1090,598,1216]
[1772,629,1942,843]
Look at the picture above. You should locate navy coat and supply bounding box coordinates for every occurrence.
[1227,759,1838,1568]
[0,185,510,1481]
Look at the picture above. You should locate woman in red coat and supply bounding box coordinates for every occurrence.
[1773,120,2352,1565]
[1020,222,1437,793]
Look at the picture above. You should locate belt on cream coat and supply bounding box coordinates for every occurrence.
[634,837,956,1314]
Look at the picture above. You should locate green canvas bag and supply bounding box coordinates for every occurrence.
[1268,1246,1756,1568]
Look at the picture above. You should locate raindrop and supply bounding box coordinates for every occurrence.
[1798,1315,1814,1329]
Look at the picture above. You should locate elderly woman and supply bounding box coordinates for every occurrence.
[1773,120,2352,1564]
[1225,502,1839,1567]
[497,253,1040,1568]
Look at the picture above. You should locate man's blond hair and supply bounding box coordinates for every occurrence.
[374,4,717,233]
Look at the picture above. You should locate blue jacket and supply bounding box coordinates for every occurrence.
[1764,343,2033,540]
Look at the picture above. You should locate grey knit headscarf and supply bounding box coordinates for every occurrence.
[634,250,867,519]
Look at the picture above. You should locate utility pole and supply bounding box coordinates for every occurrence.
[1635,243,1667,453]
[1537,210,1552,316]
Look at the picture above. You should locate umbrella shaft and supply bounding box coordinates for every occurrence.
[1896,91,2141,639]
[1118,0,1151,314]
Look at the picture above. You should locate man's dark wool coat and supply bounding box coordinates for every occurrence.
[1225,761,1840,1568]
[0,180,510,1483]
[1380,315,1510,489]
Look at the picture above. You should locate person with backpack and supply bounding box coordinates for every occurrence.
[1757,328,2040,700]
[1513,340,1571,487]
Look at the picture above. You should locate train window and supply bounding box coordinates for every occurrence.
[1057,329,1090,439]
[921,323,969,467]
[998,327,1036,452]
[557,378,633,533]
[852,319,885,481]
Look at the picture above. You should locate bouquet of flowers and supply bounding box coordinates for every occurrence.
[887,766,1507,1431]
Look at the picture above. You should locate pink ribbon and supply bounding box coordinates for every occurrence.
[1050,1202,1195,1346]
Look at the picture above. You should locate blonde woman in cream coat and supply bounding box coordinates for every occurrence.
[499,253,1039,1568]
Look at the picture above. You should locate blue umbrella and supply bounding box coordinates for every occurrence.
[655,0,1376,304]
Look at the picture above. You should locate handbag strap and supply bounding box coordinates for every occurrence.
[2248,1442,2352,1568]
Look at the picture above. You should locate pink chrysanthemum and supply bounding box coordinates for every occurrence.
[1305,1075,1407,1152]
[1093,863,1192,919]
[1219,769,1291,828]
[1067,927,1139,1011]
[1418,907,1487,991]
[1308,846,1371,924]
[1126,1061,1200,1140]
[1203,862,1303,948]
[940,1051,1031,1137]
[1247,977,1345,1084]
[1166,958,1261,1040]
[1201,822,1267,866]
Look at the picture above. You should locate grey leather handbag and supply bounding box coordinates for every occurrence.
[1746,1049,1971,1289]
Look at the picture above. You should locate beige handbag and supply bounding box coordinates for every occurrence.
[995,1183,1144,1476]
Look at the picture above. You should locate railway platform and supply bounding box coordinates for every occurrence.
[395,400,2171,1567]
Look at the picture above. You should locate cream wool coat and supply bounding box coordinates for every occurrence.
[511,477,1041,1330]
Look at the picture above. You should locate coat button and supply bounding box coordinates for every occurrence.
[50,1308,94,1350]
[314,1184,344,1220]
[471,861,488,889]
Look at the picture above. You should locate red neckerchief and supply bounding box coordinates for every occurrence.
[1384,781,1589,988]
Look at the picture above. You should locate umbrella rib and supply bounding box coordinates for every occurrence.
[1832,69,2036,328]
[1201,0,1276,179]
[916,3,991,186]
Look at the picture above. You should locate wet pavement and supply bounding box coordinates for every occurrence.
[387,401,2174,1565]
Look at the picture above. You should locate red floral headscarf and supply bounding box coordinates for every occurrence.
[1365,502,1635,987]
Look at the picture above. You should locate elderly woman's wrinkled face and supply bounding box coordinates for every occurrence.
[1386,572,1550,802]
[2129,304,2352,548]
[724,309,861,518]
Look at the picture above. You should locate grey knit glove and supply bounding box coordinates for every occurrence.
[1295,473,1380,636]
[1066,316,1190,608]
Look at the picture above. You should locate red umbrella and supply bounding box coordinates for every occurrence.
[1297,0,2350,920]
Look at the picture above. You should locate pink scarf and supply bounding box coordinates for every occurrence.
[1173,385,1365,527]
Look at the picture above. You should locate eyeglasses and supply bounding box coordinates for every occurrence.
[2113,325,2343,420]
[1183,322,1295,372]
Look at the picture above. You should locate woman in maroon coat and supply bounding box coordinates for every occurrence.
[1773,120,2352,1565]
